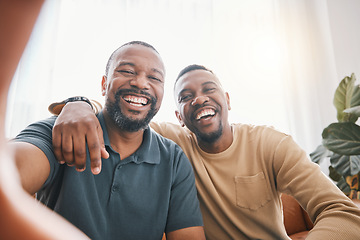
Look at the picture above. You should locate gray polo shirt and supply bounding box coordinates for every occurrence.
[15,112,203,240]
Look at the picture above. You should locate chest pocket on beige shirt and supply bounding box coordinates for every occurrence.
[234,172,271,210]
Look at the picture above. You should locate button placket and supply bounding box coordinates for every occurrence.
[111,163,125,194]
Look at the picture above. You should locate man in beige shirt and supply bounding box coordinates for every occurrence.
[51,64,360,239]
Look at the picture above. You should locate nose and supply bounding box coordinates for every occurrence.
[191,95,209,106]
[129,73,149,89]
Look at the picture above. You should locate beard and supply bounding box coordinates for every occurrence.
[106,89,158,132]
[193,122,223,143]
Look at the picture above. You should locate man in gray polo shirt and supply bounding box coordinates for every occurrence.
[10,41,205,240]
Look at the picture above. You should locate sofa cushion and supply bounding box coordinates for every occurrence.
[288,231,309,240]
[281,194,313,236]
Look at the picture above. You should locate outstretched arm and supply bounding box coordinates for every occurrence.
[3,141,89,239]
[0,0,88,238]
[10,141,51,195]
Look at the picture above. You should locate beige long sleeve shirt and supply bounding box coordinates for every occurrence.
[151,122,360,240]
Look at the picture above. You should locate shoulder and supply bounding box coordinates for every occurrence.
[25,116,57,129]
[15,116,57,140]
[150,122,193,146]
[231,123,297,157]
[232,123,289,141]
[150,121,187,135]
[147,127,184,153]
[146,128,191,169]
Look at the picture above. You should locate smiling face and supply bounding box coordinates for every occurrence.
[102,44,165,132]
[174,69,231,143]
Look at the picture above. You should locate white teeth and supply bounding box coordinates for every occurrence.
[124,96,148,105]
[196,109,215,120]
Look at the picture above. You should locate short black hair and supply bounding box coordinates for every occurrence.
[173,64,216,94]
[105,41,159,76]
[175,64,213,82]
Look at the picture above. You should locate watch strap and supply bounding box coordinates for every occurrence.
[48,96,102,115]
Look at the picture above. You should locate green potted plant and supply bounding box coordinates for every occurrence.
[310,73,360,199]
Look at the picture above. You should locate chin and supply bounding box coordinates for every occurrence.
[195,125,223,144]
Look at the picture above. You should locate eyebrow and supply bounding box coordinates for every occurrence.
[178,81,217,96]
[202,81,217,87]
[115,62,135,73]
[117,62,135,68]
[117,62,164,78]
[151,68,164,78]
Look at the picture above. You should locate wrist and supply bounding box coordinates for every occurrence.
[64,96,93,109]
[48,96,102,115]
[64,101,93,110]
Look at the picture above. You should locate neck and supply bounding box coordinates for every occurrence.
[103,110,144,159]
[197,123,233,154]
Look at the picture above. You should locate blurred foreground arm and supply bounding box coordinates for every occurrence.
[0,0,88,238]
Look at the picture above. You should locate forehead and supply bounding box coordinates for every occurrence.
[111,45,165,76]
[175,69,220,94]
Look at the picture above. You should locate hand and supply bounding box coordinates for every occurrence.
[52,101,109,174]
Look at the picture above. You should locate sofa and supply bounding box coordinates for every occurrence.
[281,194,313,239]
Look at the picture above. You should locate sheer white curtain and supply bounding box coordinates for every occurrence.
[6,0,360,167]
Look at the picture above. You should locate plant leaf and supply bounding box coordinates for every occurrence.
[329,165,342,181]
[348,74,360,122]
[334,175,351,194]
[344,105,360,117]
[350,74,360,107]
[333,75,355,122]
[330,153,360,176]
[309,144,332,164]
[322,122,360,155]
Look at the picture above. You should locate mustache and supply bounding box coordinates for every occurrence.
[114,88,156,103]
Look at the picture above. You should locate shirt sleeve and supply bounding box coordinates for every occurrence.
[274,135,360,239]
[165,144,203,232]
[150,122,191,146]
[13,116,60,189]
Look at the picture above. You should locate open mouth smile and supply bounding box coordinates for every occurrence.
[195,108,216,120]
[123,95,149,107]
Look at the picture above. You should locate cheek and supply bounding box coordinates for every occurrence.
[104,84,118,101]
[153,85,164,101]
[105,82,116,94]
[181,105,191,121]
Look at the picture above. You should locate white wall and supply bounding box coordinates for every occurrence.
[327,0,360,80]
[6,1,360,177]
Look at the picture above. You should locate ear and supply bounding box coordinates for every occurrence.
[225,92,231,111]
[101,75,107,96]
[175,110,185,127]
